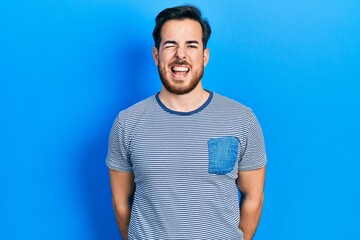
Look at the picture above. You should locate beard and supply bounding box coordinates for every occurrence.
[158,59,204,95]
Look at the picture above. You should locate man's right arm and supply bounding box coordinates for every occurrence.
[109,169,135,240]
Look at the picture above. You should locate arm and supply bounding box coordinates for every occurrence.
[109,169,135,240]
[237,166,266,240]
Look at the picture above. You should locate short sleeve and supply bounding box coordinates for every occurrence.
[238,112,267,171]
[106,115,133,172]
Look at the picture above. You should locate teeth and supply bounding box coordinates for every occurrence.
[172,66,189,72]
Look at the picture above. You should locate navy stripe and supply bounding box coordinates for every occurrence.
[155,90,213,115]
[106,92,266,240]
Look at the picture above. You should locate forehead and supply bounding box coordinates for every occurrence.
[160,19,203,42]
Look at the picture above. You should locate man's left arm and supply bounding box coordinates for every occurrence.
[237,166,266,240]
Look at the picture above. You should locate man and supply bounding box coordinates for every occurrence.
[106,5,266,240]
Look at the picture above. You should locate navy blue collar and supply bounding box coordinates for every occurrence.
[155,91,213,116]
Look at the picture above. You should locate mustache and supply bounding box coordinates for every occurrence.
[170,58,191,66]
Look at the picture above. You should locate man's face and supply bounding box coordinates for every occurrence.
[153,19,210,95]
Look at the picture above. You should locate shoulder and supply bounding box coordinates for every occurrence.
[115,95,156,126]
[211,92,254,118]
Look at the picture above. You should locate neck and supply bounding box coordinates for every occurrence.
[158,83,210,112]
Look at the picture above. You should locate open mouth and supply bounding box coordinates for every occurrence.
[171,65,190,75]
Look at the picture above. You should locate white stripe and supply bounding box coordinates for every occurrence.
[106,92,266,240]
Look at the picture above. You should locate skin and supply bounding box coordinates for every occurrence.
[109,170,134,240]
[152,19,210,112]
[110,18,266,240]
[238,166,266,240]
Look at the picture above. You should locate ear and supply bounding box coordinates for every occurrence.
[152,46,159,66]
[203,48,210,67]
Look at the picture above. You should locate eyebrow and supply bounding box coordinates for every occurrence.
[163,40,200,45]
[163,40,177,45]
[185,40,199,45]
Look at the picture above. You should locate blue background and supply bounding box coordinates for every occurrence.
[1,1,359,239]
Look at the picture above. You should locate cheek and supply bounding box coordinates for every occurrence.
[192,53,205,63]
[158,57,169,67]
[192,59,205,69]
[159,51,174,61]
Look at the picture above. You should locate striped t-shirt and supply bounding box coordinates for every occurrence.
[106,91,267,240]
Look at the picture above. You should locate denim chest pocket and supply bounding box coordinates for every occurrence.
[207,137,239,175]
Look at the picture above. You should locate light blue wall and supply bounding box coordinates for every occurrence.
[1,1,359,239]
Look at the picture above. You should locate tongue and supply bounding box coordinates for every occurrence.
[172,70,188,79]
[174,71,187,76]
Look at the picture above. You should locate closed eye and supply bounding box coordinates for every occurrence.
[163,40,178,49]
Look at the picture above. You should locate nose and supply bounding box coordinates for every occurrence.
[175,45,186,60]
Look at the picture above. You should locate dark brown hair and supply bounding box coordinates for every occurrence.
[152,5,211,50]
